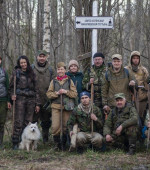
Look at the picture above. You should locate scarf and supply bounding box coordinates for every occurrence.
[78,102,92,114]
[57,75,67,81]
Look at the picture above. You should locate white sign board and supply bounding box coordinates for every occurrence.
[75,16,114,29]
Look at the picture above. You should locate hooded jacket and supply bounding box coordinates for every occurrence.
[125,51,149,101]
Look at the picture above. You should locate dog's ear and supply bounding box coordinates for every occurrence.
[28,122,32,125]
[35,122,37,125]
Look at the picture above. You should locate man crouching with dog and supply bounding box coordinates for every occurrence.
[103,93,138,155]
[67,91,103,153]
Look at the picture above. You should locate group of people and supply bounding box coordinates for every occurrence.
[0,50,150,155]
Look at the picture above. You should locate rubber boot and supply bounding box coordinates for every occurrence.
[127,139,136,155]
[42,128,49,144]
[0,131,4,149]
[12,136,19,150]
[53,135,61,150]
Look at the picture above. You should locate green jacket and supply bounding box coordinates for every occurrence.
[103,103,138,136]
[67,104,103,133]
[102,66,135,107]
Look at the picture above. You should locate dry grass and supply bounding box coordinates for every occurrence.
[0,120,150,170]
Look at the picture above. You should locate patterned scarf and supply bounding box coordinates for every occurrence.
[57,75,67,81]
[78,101,92,114]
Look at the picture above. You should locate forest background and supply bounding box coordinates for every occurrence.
[0,0,150,72]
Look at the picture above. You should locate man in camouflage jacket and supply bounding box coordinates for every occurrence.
[103,93,138,155]
[82,52,106,110]
[67,91,103,152]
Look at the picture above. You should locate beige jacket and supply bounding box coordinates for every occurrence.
[125,52,149,101]
[46,76,77,109]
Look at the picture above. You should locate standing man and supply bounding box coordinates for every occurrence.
[32,50,54,144]
[0,56,11,148]
[82,52,106,110]
[67,91,103,153]
[102,54,136,111]
[125,51,149,124]
[103,93,138,155]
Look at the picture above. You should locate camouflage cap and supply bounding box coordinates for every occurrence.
[130,51,140,57]
[112,54,122,60]
[37,50,47,56]
[114,93,126,99]
[57,62,66,68]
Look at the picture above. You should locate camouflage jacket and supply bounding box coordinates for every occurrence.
[103,103,138,136]
[82,64,106,92]
[9,68,41,106]
[67,104,103,133]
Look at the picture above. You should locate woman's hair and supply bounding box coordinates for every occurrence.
[16,55,35,81]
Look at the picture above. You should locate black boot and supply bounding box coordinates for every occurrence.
[77,146,84,154]
[0,131,4,149]
[127,139,136,155]
[12,136,19,150]
[42,128,49,144]
[12,143,19,150]
[53,136,61,150]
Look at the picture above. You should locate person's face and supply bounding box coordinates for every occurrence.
[112,58,122,70]
[20,59,27,71]
[131,56,140,66]
[116,98,126,109]
[94,57,104,67]
[69,64,78,73]
[37,54,47,64]
[81,95,90,106]
[0,59,2,64]
[57,66,66,77]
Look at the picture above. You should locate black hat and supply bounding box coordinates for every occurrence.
[93,52,105,59]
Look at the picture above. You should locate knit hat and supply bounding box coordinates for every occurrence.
[93,52,105,59]
[112,54,122,60]
[68,60,79,68]
[37,50,47,56]
[57,62,66,68]
[80,91,91,99]
[114,93,125,99]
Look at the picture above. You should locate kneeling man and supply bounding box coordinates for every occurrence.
[103,93,138,155]
[67,91,103,152]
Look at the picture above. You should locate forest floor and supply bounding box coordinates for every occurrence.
[0,120,150,170]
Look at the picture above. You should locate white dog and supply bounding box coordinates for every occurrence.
[19,122,41,151]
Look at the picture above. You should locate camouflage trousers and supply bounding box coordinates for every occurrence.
[52,108,71,136]
[33,106,51,130]
[138,100,147,118]
[76,132,103,148]
[105,126,138,148]
[12,96,35,144]
[0,101,7,138]
[94,92,103,110]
